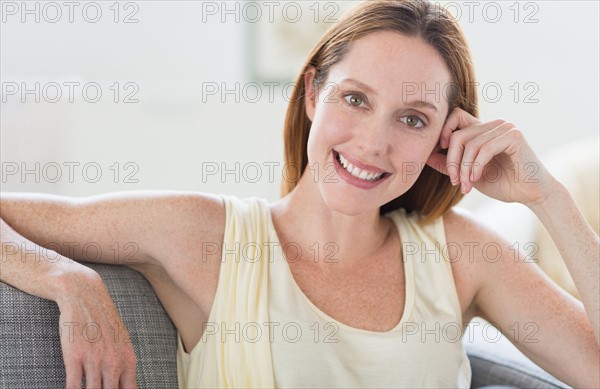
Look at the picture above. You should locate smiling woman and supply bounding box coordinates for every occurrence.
[290,30,462,222]
[0,0,599,388]
[281,11,476,225]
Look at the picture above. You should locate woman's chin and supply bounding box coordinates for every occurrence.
[319,187,382,217]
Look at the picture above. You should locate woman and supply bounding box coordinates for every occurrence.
[1,0,598,388]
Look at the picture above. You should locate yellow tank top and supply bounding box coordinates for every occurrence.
[176,194,472,388]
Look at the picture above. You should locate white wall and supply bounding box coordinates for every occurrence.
[1,1,598,211]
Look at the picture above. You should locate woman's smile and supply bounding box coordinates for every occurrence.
[331,149,392,189]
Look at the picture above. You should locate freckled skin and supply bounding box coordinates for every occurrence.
[304,31,452,217]
[1,30,598,388]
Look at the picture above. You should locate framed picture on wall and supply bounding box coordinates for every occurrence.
[247,1,359,83]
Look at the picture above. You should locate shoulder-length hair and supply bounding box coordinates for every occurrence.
[280,0,478,225]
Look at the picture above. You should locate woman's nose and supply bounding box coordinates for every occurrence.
[357,120,390,156]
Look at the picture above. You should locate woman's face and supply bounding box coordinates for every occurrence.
[304,30,452,216]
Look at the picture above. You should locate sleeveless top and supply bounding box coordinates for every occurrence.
[176,194,472,388]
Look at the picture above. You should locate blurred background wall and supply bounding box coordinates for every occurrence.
[1,0,598,212]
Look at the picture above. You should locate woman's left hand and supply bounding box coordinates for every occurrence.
[426,107,559,208]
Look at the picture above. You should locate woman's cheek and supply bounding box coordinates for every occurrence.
[395,147,431,177]
[317,108,355,142]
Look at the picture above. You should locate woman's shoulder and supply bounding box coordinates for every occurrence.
[158,191,226,240]
[383,205,502,244]
[441,206,507,246]
[218,194,270,209]
[386,206,500,254]
[442,205,523,306]
[439,206,506,320]
[217,194,274,222]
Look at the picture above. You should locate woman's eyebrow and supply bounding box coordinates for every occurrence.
[340,78,439,113]
[340,78,377,94]
[405,99,439,113]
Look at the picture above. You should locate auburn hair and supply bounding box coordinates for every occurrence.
[280,0,478,225]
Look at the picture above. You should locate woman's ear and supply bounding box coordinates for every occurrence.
[304,66,317,121]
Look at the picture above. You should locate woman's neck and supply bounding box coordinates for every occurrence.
[269,170,396,273]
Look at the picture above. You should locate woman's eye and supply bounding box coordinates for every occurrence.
[344,94,365,107]
[399,115,425,128]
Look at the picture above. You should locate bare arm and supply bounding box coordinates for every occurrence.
[0,190,225,270]
[0,190,226,325]
[429,107,599,386]
[1,217,138,389]
[445,207,599,389]
[0,190,226,388]
[528,181,600,344]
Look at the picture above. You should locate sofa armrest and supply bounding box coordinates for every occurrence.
[0,262,178,388]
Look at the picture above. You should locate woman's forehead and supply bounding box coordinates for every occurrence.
[328,31,452,101]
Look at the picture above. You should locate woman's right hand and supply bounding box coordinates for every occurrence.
[56,269,138,389]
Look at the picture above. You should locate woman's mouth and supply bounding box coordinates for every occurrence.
[332,150,391,189]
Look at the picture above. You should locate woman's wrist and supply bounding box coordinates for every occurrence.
[524,176,568,215]
[52,261,104,308]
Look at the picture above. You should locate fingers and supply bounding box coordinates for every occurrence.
[84,363,102,389]
[75,358,136,389]
[429,107,519,194]
[470,125,519,183]
[101,368,119,389]
[100,342,137,389]
[61,324,137,389]
[440,106,481,149]
[425,150,449,176]
[119,363,138,389]
[445,118,506,186]
[58,281,138,389]
[458,121,515,191]
[116,347,137,389]
[99,357,122,389]
[65,363,83,389]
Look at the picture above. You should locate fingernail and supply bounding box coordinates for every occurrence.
[460,182,467,194]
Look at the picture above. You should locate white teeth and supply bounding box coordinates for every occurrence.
[337,152,384,181]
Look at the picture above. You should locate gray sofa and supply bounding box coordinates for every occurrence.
[0,262,571,388]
